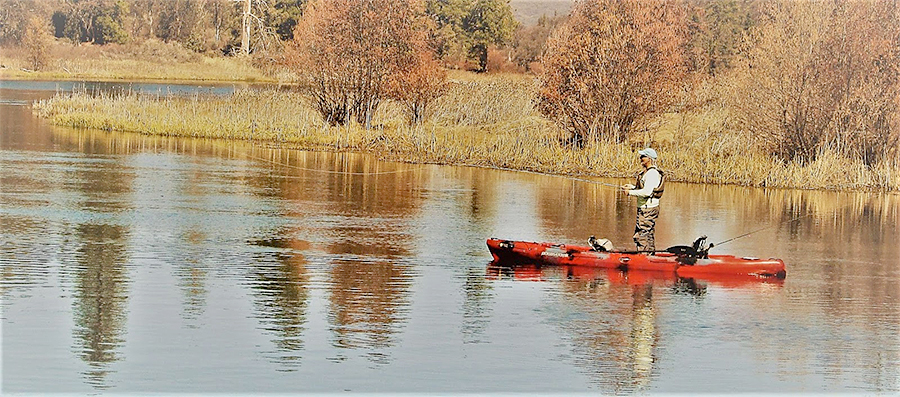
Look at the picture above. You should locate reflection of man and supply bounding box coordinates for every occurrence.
[621,148,662,251]
[630,285,655,392]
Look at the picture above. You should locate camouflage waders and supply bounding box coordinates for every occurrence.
[633,206,659,251]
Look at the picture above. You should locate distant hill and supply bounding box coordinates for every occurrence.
[510,0,574,26]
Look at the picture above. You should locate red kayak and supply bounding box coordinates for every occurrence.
[487,237,786,280]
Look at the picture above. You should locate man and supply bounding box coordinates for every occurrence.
[622,148,663,252]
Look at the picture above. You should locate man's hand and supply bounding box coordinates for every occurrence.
[620,184,635,195]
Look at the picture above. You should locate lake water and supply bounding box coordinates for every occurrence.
[1,82,898,394]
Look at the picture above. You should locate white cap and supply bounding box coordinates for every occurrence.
[638,148,658,160]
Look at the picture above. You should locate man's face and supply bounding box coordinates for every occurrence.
[640,155,651,168]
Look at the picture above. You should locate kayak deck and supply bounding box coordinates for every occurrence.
[487,238,786,279]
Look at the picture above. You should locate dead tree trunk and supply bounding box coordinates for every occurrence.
[241,0,251,55]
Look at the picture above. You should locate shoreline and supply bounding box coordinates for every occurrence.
[22,74,900,193]
[0,73,274,85]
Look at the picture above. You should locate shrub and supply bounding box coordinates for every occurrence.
[485,45,521,73]
[537,0,691,146]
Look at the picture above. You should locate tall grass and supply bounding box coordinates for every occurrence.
[33,72,900,191]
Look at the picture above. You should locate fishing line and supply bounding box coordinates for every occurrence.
[468,164,626,189]
[218,142,424,176]
[712,189,872,247]
[565,176,624,189]
[714,212,815,247]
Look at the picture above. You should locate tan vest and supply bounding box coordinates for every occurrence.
[635,166,665,199]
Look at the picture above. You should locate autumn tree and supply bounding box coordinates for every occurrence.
[22,17,51,71]
[155,0,203,44]
[126,0,163,39]
[537,0,691,146]
[287,0,443,127]
[734,0,900,165]
[386,54,449,125]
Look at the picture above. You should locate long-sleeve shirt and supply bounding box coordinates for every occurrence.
[628,168,661,209]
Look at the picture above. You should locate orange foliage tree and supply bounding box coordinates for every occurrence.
[734,0,900,165]
[386,53,449,125]
[537,0,691,146]
[286,0,444,127]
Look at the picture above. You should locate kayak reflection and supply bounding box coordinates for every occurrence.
[486,262,785,293]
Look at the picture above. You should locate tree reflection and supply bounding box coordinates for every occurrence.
[327,258,412,365]
[176,254,208,325]
[461,266,493,344]
[63,143,133,390]
[248,245,310,370]
[237,152,420,366]
[486,264,754,393]
[71,223,130,390]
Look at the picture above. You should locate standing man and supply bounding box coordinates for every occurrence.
[622,148,663,252]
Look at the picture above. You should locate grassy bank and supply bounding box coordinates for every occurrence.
[1,40,272,82]
[33,72,900,191]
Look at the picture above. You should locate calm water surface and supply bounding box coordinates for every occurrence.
[1,83,898,394]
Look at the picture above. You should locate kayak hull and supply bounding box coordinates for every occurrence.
[487,238,786,279]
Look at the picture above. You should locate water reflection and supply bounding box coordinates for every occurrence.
[65,153,134,388]
[327,259,412,365]
[527,175,899,360]
[461,267,494,344]
[487,263,791,393]
[70,223,130,389]
[548,268,661,394]
[248,237,310,370]
[2,84,898,392]
[0,216,53,293]
[176,229,209,325]
[234,147,423,366]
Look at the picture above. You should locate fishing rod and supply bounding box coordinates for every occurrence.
[714,212,814,247]
[566,176,625,189]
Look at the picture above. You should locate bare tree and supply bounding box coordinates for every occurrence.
[285,0,439,127]
[733,0,900,165]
